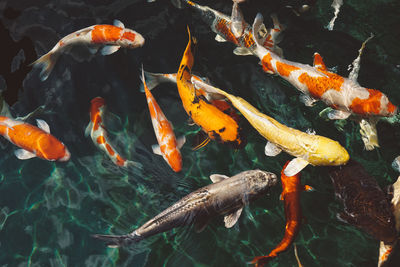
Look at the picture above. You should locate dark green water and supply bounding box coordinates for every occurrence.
[1,0,400,266]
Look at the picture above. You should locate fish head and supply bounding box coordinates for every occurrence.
[120,29,145,48]
[316,138,349,166]
[37,135,71,162]
[244,169,278,196]
[379,93,397,117]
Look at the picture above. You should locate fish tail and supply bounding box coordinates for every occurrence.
[126,160,143,169]
[252,13,266,49]
[30,50,60,81]
[92,232,141,247]
[250,255,275,267]
[139,71,171,92]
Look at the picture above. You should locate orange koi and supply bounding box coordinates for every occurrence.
[141,69,185,172]
[86,97,140,168]
[252,161,312,267]
[176,27,245,148]
[252,13,397,119]
[31,20,144,81]
[0,116,70,161]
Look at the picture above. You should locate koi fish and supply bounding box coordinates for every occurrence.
[141,69,185,172]
[31,20,145,81]
[252,161,312,266]
[93,169,277,247]
[140,71,240,123]
[183,0,284,56]
[329,160,397,245]
[176,27,245,148]
[252,13,397,120]
[378,175,400,266]
[85,97,141,168]
[192,79,349,176]
[0,116,70,161]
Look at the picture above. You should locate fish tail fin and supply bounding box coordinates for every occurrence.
[30,50,60,81]
[249,255,274,267]
[139,71,171,92]
[126,160,143,170]
[252,13,271,57]
[92,233,141,247]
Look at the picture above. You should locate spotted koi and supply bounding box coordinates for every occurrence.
[86,97,139,168]
[31,20,145,81]
[141,69,185,172]
[176,27,245,148]
[0,116,70,161]
[184,0,283,56]
[252,13,397,119]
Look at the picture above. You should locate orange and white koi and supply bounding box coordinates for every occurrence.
[0,116,70,161]
[31,20,145,81]
[141,69,185,172]
[85,97,139,168]
[184,0,284,56]
[252,13,397,120]
[251,161,312,266]
[176,27,245,148]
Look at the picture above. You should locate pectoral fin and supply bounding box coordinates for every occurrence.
[85,122,93,137]
[151,144,162,155]
[192,131,210,151]
[284,158,309,176]
[264,142,282,156]
[88,46,100,54]
[101,45,121,56]
[224,207,243,228]
[15,149,36,160]
[177,136,186,149]
[300,94,318,107]
[209,174,230,183]
[113,19,125,28]
[327,109,351,120]
[36,119,50,133]
[233,47,253,56]
[215,35,227,42]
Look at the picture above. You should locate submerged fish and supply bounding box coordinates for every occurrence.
[378,176,400,266]
[252,161,312,266]
[141,69,185,172]
[192,79,349,176]
[184,0,284,56]
[31,20,145,81]
[85,97,140,168]
[93,169,278,247]
[0,116,70,161]
[251,13,397,120]
[176,27,245,148]
[329,160,397,244]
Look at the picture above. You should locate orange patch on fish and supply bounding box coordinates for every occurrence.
[91,25,122,43]
[105,144,115,156]
[96,136,106,144]
[215,19,239,45]
[261,53,274,73]
[121,31,136,42]
[115,155,126,166]
[242,31,255,48]
[276,62,300,77]
[298,71,344,98]
[349,89,382,115]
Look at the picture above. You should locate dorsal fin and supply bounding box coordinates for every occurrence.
[113,19,125,28]
[313,53,327,70]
